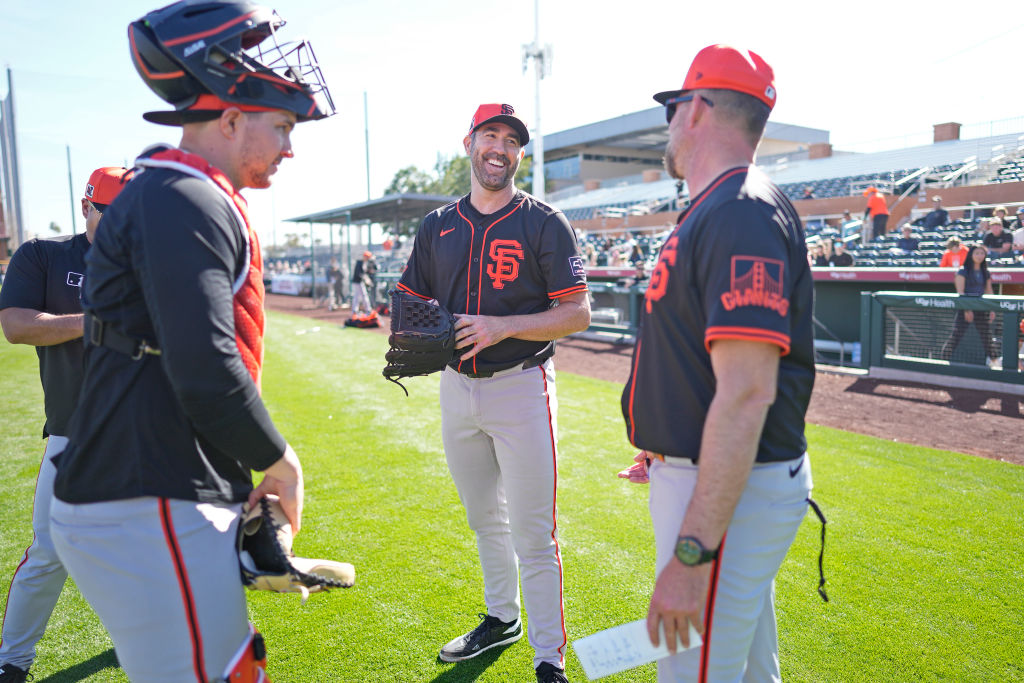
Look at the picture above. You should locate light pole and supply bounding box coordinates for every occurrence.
[522,0,551,201]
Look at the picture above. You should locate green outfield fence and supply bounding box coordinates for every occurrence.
[860,291,1024,384]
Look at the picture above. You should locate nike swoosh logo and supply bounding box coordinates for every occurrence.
[788,458,804,478]
[440,228,456,237]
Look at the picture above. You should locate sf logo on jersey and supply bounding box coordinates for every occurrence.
[644,235,678,313]
[487,239,524,289]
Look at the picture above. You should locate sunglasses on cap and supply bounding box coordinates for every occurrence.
[664,93,715,124]
[89,201,108,213]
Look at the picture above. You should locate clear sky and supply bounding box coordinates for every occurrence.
[1,0,1021,249]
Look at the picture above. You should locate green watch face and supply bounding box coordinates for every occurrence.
[675,537,703,565]
[674,536,716,565]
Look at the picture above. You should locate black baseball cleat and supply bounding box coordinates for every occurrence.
[0,663,31,683]
[438,613,523,662]
[536,661,568,683]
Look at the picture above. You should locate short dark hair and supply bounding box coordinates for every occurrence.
[700,89,770,146]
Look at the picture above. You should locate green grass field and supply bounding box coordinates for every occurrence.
[1,310,1022,682]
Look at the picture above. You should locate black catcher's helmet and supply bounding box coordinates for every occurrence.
[129,0,334,125]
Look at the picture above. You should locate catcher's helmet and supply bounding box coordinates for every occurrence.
[129,0,334,125]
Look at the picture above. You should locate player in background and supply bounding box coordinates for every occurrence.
[0,167,132,683]
[619,45,818,681]
[396,103,590,683]
[46,2,334,680]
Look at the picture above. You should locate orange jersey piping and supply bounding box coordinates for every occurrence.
[705,326,790,355]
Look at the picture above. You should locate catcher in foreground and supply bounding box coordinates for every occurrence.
[383,290,458,394]
[239,496,355,603]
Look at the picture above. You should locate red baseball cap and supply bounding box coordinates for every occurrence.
[654,44,776,111]
[84,167,134,208]
[468,103,530,146]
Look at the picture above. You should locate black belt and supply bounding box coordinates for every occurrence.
[459,354,549,379]
[85,314,161,360]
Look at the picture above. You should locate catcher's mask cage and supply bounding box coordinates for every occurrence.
[129,0,335,125]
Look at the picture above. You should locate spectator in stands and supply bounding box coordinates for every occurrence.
[1012,210,1024,260]
[992,205,1013,230]
[810,243,828,267]
[583,242,597,266]
[896,224,919,253]
[830,240,854,267]
[941,244,999,368]
[939,236,969,268]
[627,241,644,265]
[862,187,890,239]
[624,260,648,287]
[982,217,1013,258]
[921,196,949,231]
[802,186,815,200]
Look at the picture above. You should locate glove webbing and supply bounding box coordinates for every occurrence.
[247,498,350,590]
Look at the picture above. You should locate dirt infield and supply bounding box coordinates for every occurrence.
[266,294,1023,465]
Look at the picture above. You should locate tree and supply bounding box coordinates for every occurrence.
[49,221,61,234]
[384,166,436,195]
[282,233,303,249]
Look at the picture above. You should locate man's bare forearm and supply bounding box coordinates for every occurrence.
[0,307,85,346]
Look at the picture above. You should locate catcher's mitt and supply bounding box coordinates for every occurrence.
[238,496,355,603]
[383,290,458,395]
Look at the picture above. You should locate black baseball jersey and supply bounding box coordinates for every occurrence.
[0,233,89,437]
[53,151,286,505]
[621,166,814,463]
[397,190,588,376]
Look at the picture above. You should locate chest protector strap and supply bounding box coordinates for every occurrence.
[139,147,265,392]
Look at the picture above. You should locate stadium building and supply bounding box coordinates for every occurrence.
[528,107,1024,388]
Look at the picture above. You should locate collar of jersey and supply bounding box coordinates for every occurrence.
[459,190,525,223]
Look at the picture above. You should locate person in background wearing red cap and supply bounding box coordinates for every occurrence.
[863,186,890,239]
[396,103,589,683]
[0,166,132,683]
[618,44,822,681]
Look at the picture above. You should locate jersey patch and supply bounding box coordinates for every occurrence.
[67,271,84,288]
[720,255,788,316]
[568,256,586,279]
[487,239,524,289]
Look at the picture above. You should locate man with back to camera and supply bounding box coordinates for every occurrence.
[396,103,590,683]
[619,44,818,681]
[45,2,335,680]
[0,166,131,683]
[863,186,890,239]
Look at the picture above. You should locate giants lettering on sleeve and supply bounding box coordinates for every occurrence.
[719,255,789,316]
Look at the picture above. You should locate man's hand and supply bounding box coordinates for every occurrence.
[249,444,304,535]
[647,559,712,653]
[454,314,511,361]
[964,310,974,323]
[617,450,651,484]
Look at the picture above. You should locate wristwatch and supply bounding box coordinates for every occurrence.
[674,536,719,566]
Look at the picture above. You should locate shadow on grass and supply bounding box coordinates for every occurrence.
[37,648,120,682]
[429,646,514,683]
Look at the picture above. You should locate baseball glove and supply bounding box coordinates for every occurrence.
[238,496,355,603]
[383,290,458,395]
